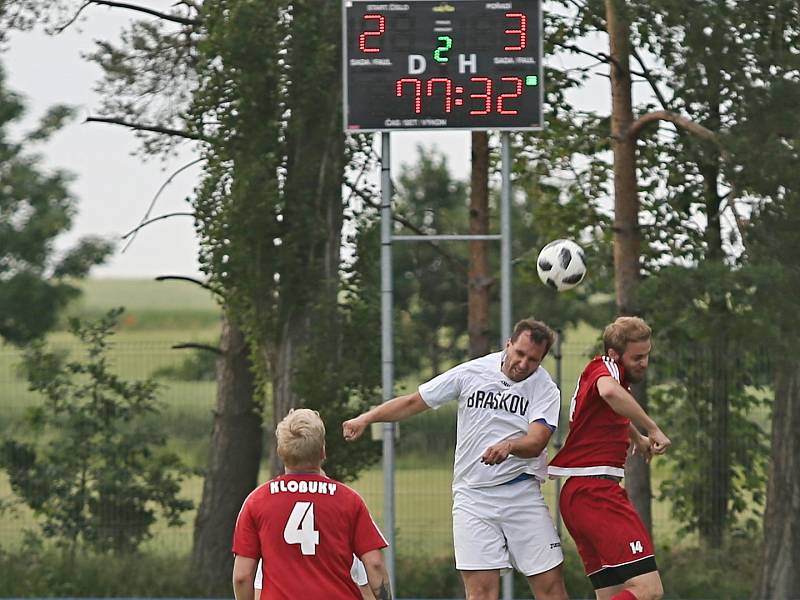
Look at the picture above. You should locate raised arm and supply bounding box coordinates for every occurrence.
[597,376,670,453]
[343,391,430,441]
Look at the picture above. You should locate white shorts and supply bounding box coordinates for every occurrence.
[452,477,563,576]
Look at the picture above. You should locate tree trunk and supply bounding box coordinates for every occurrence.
[469,131,491,358]
[703,330,729,547]
[191,315,261,592]
[700,150,730,548]
[755,357,800,600]
[268,311,308,476]
[605,0,651,533]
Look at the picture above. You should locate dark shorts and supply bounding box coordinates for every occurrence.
[560,476,658,589]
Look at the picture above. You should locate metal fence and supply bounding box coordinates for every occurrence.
[0,337,773,588]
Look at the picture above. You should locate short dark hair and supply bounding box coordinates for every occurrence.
[510,318,556,354]
[603,316,651,355]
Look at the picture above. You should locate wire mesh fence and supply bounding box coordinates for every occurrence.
[0,337,773,580]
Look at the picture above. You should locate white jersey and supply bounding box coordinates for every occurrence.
[418,351,560,490]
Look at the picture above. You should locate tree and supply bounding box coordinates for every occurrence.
[0,62,112,345]
[722,22,800,589]
[392,147,470,375]
[0,309,193,556]
[627,0,797,546]
[469,131,491,358]
[4,2,377,587]
[747,201,800,599]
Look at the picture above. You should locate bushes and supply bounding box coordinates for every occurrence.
[0,543,202,597]
[659,537,760,599]
[0,310,193,555]
[0,537,759,598]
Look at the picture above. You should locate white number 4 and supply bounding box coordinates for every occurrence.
[629,540,644,554]
[283,501,320,555]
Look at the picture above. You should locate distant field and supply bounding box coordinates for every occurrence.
[70,278,219,312]
[62,278,221,331]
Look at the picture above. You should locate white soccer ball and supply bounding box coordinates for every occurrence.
[536,239,587,291]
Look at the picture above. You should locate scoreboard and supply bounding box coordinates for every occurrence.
[343,0,542,131]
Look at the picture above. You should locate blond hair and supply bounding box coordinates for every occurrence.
[603,316,652,355]
[276,408,326,469]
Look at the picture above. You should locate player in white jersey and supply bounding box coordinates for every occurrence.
[343,318,568,600]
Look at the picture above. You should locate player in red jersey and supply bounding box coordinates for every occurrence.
[549,317,671,600]
[232,409,391,600]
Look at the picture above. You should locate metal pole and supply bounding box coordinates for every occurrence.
[500,132,512,341]
[500,131,513,600]
[380,132,396,593]
[554,329,564,537]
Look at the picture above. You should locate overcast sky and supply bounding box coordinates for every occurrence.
[4,5,474,279]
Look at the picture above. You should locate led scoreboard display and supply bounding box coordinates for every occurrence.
[343,0,542,131]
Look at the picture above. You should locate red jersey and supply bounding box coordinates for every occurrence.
[232,473,387,600]
[549,356,630,478]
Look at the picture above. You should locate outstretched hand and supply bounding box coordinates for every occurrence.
[343,417,368,442]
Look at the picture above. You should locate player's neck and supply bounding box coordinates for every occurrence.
[285,468,323,475]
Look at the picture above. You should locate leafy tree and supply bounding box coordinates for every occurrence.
[624,0,798,546]
[0,309,193,556]
[391,147,470,375]
[748,200,800,599]
[514,0,789,542]
[724,21,800,589]
[0,63,113,344]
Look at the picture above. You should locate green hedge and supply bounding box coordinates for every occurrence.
[0,537,759,598]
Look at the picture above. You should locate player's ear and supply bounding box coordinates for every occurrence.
[607,348,620,361]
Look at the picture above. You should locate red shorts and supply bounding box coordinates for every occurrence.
[560,476,657,589]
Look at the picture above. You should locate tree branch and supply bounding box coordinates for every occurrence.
[87,0,200,26]
[627,110,718,144]
[172,342,222,355]
[553,41,620,71]
[123,157,205,253]
[353,188,469,277]
[53,1,91,33]
[85,116,204,141]
[120,212,195,242]
[156,275,218,295]
[630,48,672,112]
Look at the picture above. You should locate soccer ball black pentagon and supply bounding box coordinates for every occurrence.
[536,239,587,291]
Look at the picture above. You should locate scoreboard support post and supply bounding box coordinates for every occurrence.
[500,130,513,600]
[379,132,397,596]
[347,3,542,597]
[378,132,515,599]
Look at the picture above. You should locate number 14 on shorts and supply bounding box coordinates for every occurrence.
[629,540,644,554]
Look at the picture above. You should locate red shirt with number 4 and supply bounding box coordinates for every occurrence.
[232,473,387,600]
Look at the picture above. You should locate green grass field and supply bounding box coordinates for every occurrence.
[68,278,219,313]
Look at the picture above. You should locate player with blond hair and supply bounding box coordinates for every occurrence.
[233,409,391,600]
[549,316,671,600]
